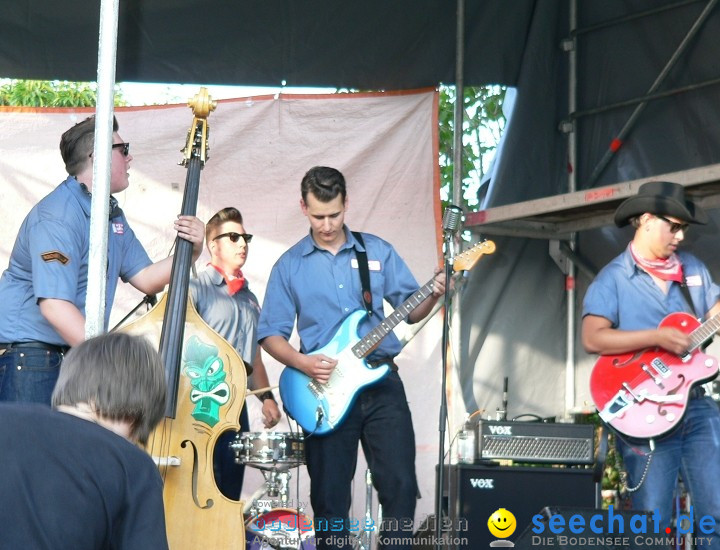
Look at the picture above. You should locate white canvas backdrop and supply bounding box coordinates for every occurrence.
[0,89,446,531]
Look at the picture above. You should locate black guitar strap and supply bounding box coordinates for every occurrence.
[678,275,712,384]
[352,231,373,317]
[679,275,698,318]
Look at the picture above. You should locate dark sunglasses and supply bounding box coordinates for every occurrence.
[655,214,689,234]
[112,142,130,156]
[89,142,130,158]
[213,232,253,243]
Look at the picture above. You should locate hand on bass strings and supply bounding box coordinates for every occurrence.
[174,215,206,261]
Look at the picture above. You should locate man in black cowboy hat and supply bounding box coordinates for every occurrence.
[582,181,720,544]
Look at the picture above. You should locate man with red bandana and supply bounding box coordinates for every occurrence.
[583,181,720,545]
[190,206,281,501]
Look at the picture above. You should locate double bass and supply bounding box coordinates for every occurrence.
[122,89,247,548]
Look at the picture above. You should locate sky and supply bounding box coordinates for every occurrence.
[117,82,335,106]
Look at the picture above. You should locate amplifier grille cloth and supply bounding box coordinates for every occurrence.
[481,435,593,464]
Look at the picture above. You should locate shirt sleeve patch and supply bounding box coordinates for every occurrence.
[685,275,702,287]
[40,251,70,265]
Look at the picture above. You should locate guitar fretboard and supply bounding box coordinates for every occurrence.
[352,280,435,359]
[690,312,720,352]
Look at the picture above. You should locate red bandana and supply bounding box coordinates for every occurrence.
[629,243,684,283]
[210,264,246,295]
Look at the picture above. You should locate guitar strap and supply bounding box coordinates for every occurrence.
[679,275,698,318]
[679,275,712,354]
[352,231,373,317]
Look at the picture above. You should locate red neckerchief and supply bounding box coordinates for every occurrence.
[629,242,684,283]
[210,264,245,295]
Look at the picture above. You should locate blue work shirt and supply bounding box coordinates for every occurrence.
[582,246,720,330]
[0,176,152,345]
[189,265,261,368]
[257,228,421,361]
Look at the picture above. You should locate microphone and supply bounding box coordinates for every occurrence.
[442,205,463,259]
[442,205,463,235]
[501,377,508,421]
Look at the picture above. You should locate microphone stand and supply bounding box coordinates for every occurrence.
[434,229,456,548]
[110,294,157,331]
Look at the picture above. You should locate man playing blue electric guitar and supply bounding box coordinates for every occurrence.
[257,166,445,550]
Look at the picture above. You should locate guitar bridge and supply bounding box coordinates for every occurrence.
[307,380,323,399]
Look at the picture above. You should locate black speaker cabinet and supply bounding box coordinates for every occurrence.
[441,464,598,548]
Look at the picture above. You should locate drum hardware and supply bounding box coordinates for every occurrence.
[238,434,381,549]
[243,469,296,516]
[230,431,305,471]
[243,468,315,549]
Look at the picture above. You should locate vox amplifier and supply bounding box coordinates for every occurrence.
[478,420,595,465]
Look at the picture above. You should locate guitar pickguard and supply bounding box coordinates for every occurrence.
[591,311,719,439]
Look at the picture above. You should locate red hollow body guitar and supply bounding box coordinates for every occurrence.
[590,312,720,439]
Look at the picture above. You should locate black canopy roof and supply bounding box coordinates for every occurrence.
[1,0,532,89]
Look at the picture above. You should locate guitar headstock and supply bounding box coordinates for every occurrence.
[181,87,217,166]
[452,240,496,272]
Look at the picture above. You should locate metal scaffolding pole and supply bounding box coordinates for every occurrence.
[85,0,120,338]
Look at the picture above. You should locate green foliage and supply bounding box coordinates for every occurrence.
[0,79,127,107]
[581,412,624,509]
[438,85,506,211]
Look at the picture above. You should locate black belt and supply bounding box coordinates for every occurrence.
[0,341,70,354]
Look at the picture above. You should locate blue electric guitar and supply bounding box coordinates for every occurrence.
[279,240,495,434]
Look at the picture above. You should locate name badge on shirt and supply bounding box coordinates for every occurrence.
[351,258,381,271]
[112,222,125,235]
[685,275,702,287]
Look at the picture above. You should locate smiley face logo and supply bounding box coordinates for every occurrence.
[487,508,517,539]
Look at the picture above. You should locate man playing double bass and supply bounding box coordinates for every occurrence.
[0,116,205,405]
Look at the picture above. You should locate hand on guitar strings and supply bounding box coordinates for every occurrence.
[655,326,691,356]
[302,353,338,384]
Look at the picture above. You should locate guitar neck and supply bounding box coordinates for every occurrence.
[351,279,435,359]
[690,312,720,352]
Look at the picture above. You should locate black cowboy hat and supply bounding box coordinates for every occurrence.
[613,181,708,227]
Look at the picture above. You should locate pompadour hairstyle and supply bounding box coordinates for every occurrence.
[300,166,347,203]
[205,206,244,246]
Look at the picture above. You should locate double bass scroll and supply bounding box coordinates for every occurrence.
[121,88,248,549]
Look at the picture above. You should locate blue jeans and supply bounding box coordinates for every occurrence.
[304,371,418,550]
[617,396,720,546]
[0,348,63,404]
